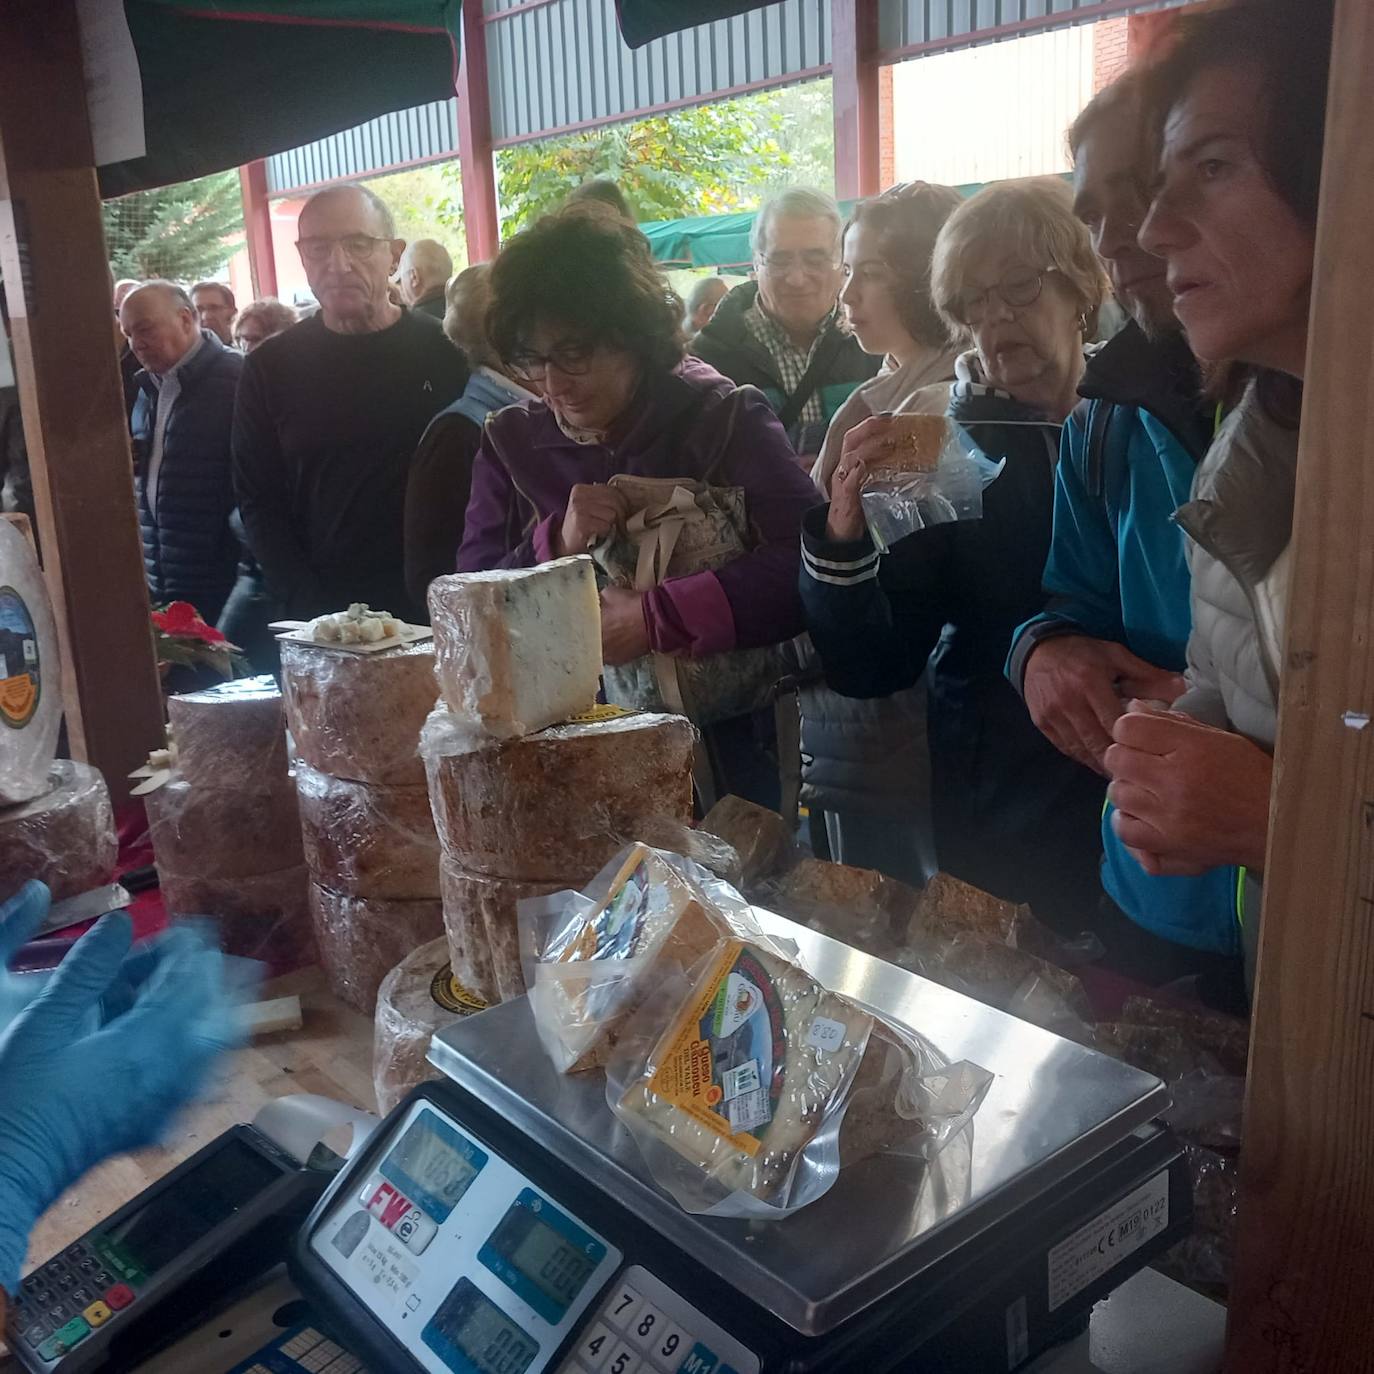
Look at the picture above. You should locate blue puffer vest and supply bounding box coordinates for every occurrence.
[131,331,244,625]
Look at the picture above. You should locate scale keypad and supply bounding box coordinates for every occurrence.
[556,1265,757,1374]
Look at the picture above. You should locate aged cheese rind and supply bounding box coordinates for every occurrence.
[770,858,921,953]
[166,675,289,794]
[373,936,481,1114]
[439,864,566,1004]
[307,883,445,1014]
[147,776,303,880]
[160,864,314,967]
[698,795,795,890]
[0,760,117,901]
[427,557,602,738]
[295,763,440,900]
[280,638,436,786]
[425,707,695,880]
[619,941,872,1204]
[912,872,1025,946]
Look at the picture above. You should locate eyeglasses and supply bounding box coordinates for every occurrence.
[508,341,598,380]
[949,267,1058,325]
[756,250,841,276]
[295,234,391,264]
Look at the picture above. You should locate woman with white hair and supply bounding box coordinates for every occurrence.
[801,178,1112,932]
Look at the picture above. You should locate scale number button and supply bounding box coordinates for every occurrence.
[605,1342,641,1374]
[605,1283,644,1330]
[650,1322,689,1370]
[630,1302,666,1350]
[577,1322,615,1369]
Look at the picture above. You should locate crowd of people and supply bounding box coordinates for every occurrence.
[106,0,1322,1019]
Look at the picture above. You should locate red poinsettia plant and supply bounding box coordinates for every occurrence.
[151,601,249,679]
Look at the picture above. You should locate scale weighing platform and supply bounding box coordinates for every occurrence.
[6,912,1189,1374]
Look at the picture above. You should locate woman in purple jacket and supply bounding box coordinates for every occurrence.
[456,203,818,804]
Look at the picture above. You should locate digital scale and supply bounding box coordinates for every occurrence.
[5,911,1190,1374]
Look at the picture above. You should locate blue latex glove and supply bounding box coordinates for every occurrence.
[0,882,57,1033]
[0,912,242,1293]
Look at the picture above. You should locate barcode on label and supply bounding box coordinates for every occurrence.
[725,1087,771,1133]
[722,1059,760,1101]
[807,1017,847,1052]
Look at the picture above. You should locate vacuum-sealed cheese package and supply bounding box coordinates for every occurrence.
[0,519,62,806]
[146,775,303,880]
[0,760,116,901]
[520,843,727,1074]
[280,637,436,786]
[166,676,288,794]
[426,557,602,744]
[610,939,874,1215]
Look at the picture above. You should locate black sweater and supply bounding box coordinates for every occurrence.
[799,380,1107,928]
[232,309,467,622]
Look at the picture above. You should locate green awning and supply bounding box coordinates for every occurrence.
[615,1,762,49]
[98,1,461,198]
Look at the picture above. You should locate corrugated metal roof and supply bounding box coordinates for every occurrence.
[265,97,458,194]
[485,0,830,145]
[877,0,1188,56]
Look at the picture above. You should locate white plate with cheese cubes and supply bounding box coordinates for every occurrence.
[271,605,433,654]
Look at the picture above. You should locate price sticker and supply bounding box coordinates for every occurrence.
[807,1017,847,1052]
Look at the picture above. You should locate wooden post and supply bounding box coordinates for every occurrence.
[0,0,164,803]
[456,1,500,263]
[832,0,881,201]
[1225,0,1374,1366]
[239,160,278,299]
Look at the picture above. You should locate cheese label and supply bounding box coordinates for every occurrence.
[563,703,636,725]
[430,964,488,1016]
[0,586,41,729]
[565,845,653,965]
[646,941,784,1157]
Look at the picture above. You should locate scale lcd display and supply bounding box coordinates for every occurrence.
[380,1110,486,1223]
[487,1205,597,1314]
[422,1277,538,1374]
[93,1136,282,1284]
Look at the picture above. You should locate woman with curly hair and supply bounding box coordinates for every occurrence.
[457,201,819,805]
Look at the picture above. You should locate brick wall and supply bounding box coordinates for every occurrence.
[1092,16,1130,92]
[878,64,895,191]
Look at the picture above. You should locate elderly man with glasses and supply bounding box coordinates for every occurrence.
[691,187,880,460]
[231,183,468,623]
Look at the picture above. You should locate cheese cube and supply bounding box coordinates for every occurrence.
[427,556,602,739]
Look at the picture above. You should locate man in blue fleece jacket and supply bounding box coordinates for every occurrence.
[1007,73,1245,1000]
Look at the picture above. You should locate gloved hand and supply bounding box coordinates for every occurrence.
[0,913,242,1293]
[0,881,57,1033]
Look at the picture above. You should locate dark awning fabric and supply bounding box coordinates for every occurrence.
[98,1,461,198]
[614,0,764,49]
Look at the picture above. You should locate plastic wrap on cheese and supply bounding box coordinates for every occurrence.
[438,865,565,1004]
[912,872,1028,948]
[521,844,726,1074]
[146,776,303,880]
[426,557,602,743]
[307,883,445,1014]
[423,705,695,880]
[698,795,797,891]
[0,760,117,901]
[295,763,440,900]
[764,858,922,957]
[166,676,289,795]
[280,637,436,786]
[612,940,874,1213]
[373,936,488,1115]
[0,519,62,806]
[160,864,314,969]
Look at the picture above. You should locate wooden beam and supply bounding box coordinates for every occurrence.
[1224,0,1374,1366]
[0,0,164,804]
[832,0,882,201]
[456,0,500,263]
[239,160,278,299]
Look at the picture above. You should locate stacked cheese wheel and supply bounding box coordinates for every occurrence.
[280,638,444,1012]
[153,677,312,965]
[0,760,117,902]
[423,558,697,1004]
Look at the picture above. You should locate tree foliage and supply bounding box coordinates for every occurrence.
[433,79,836,238]
[103,170,244,282]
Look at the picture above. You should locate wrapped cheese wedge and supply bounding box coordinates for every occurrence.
[521,843,725,1074]
[613,939,874,1213]
[166,676,289,795]
[0,760,116,901]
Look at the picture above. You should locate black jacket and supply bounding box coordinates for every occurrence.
[131,331,244,625]
[799,371,1107,926]
[690,281,879,457]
